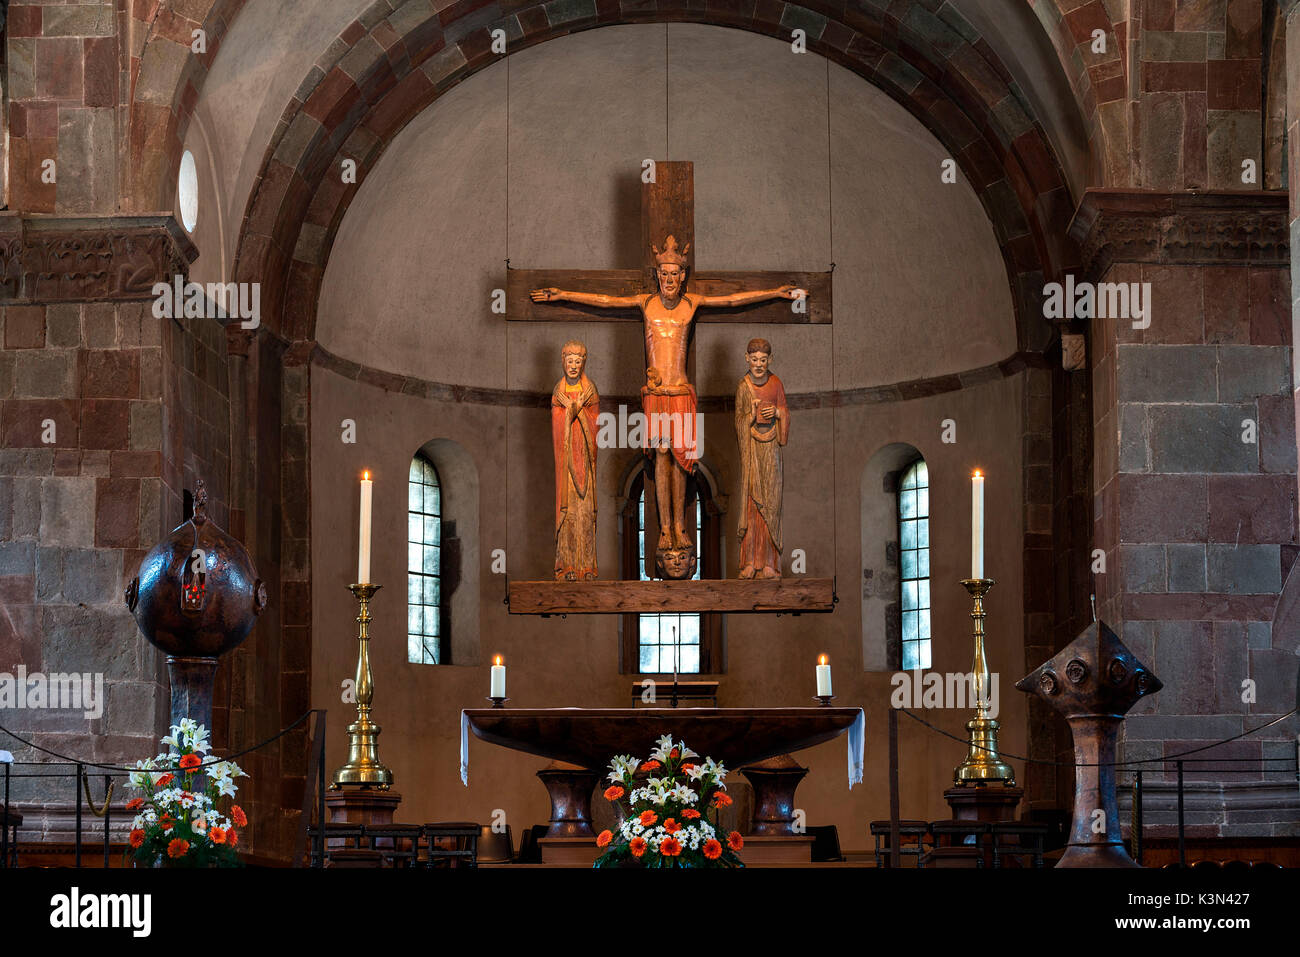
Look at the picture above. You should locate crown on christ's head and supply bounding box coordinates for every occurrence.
[653,235,690,268]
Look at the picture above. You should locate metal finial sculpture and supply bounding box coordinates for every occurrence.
[1016,620,1161,867]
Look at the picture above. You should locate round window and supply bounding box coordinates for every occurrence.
[178,149,198,232]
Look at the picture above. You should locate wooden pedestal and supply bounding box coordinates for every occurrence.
[739,835,815,864]
[741,754,809,836]
[943,785,1022,823]
[325,787,403,845]
[539,837,600,866]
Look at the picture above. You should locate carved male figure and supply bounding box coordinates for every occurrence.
[532,237,803,578]
[735,338,788,579]
[552,340,599,581]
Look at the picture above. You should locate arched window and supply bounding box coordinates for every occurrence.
[408,452,443,664]
[898,458,931,670]
[620,463,723,673]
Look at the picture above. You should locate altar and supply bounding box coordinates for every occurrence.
[461,707,864,865]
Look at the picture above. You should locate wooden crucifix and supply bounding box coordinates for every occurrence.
[508,161,833,581]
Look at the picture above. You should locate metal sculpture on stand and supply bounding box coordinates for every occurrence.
[1016,620,1162,867]
[125,479,267,731]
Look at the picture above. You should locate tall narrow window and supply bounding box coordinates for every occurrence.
[898,459,931,670]
[637,490,702,673]
[408,453,442,664]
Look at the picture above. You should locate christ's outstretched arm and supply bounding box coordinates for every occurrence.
[693,284,806,308]
[530,287,643,308]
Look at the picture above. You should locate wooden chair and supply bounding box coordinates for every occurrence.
[869,819,930,867]
[920,821,989,868]
[422,822,480,868]
[990,822,1048,868]
[364,825,423,867]
[808,825,844,863]
[476,824,513,864]
[307,822,364,868]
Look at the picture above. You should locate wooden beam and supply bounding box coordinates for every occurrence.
[506,268,832,323]
[507,578,836,614]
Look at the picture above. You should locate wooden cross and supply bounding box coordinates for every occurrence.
[505,161,832,324]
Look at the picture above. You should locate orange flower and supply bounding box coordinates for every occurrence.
[603,785,625,801]
[125,797,144,811]
[660,836,682,856]
[682,809,701,820]
[680,763,696,772]
[712,792,733,807]
[727,831,744,852]
[230,805,248,827]
[670,748,680,758]
[209,827,227,845]
[166,838,190,859]
[663,818,681,834]
[227,829,239,847]
[629,836,647,858]
[596,829,613,848]
[179,754,201,770]
[642,760,661,772]
[638,810,658,827]
[702,839,722,860]
[160,814,174,832]
[156,774,174,787]
[129,828,145,849]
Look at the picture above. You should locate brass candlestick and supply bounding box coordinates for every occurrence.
[332,583,393,788]
[953,578,1015,786]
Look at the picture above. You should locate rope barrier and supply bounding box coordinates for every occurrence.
[0,710,316,774]
[898,706,1298,769]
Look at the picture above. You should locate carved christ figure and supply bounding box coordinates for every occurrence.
[735,338,788,579]
[552,341,600,581]
[532,237,805,578]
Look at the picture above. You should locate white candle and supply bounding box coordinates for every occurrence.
[358,470,373,584]
[816,654,832,697]
[971,469,985,579]
[490,655,506,698]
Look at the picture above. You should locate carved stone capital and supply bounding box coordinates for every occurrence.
[0,213,198,304]
[1068,189,1289,279]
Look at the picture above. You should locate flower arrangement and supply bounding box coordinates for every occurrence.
[594,735,743,868]
[125,718,247,868]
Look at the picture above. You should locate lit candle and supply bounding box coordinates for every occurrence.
[971,469,985,579]
[358,470,373,584]
[816,654,832,697]
[490,655,506,698]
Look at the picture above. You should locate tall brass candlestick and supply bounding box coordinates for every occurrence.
[332,583,393,788]
[953,578,1015,786]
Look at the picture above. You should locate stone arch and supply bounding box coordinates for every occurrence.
[413,437,481,665]
[227,2,1082,355]
[860,441,928,672]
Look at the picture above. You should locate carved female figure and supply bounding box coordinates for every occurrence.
[735,338,788,579]
[553,341,600,580]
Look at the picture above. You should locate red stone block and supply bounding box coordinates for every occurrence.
[1208,59,1261,111]
[1122,593,1277,621]
[1203,265,1249,343]
[1143,61,1205,93]
[80,350,141,398]
[1183,90,1206,189]
[439,0,495,27]
[1118,473,1208,543]
[1226,0,1263,58]
[53,449,80,475]
[1248,268,1288,346]
[1064,0,1112,45]
[8,5,41,37]
[1093,72,1125,104]
[1,398,79,447]
[1141,263,1204,343]
[1146,0,1175,31]
[3,305,46,348]
[36,37,84,100]
[95,477,141,548]
[0,575,35,605]
[302,67,357,124]
[361,67,434,142]
[110,450,161,477]
[1207,474,1296,544]
[282,580,311,627]
[1011,130,1061,197]
[340,19,365,46]
[83,36,117,108]
[79,399,130,450]
[9,136,57,213]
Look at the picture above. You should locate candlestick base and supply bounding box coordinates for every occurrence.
[953,576,1015,787]
[488,696,509,709]
[813,695,835,707]
[331,582,394,789]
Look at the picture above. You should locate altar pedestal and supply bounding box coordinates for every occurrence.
[536,762,601,838]
[539,836,600,865]
[943,785,1022,824]
[326,788,403,841]
[740,835,815,864]
[742,754,809,836]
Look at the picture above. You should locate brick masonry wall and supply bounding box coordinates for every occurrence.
[1088,258,1299,837]
[0,300,169,813]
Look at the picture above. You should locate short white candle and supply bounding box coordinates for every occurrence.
[358,470,373,584]
[490,655,506,698]
[816,654,832,697]
[971,469,985,579]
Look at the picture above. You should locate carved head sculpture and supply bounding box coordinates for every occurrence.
[125,479,266,659]
[745,337,772,380]
[653,236,690,299]
[657,543,697,581]
[1016,620,1162,717]
[561,340,587,382]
